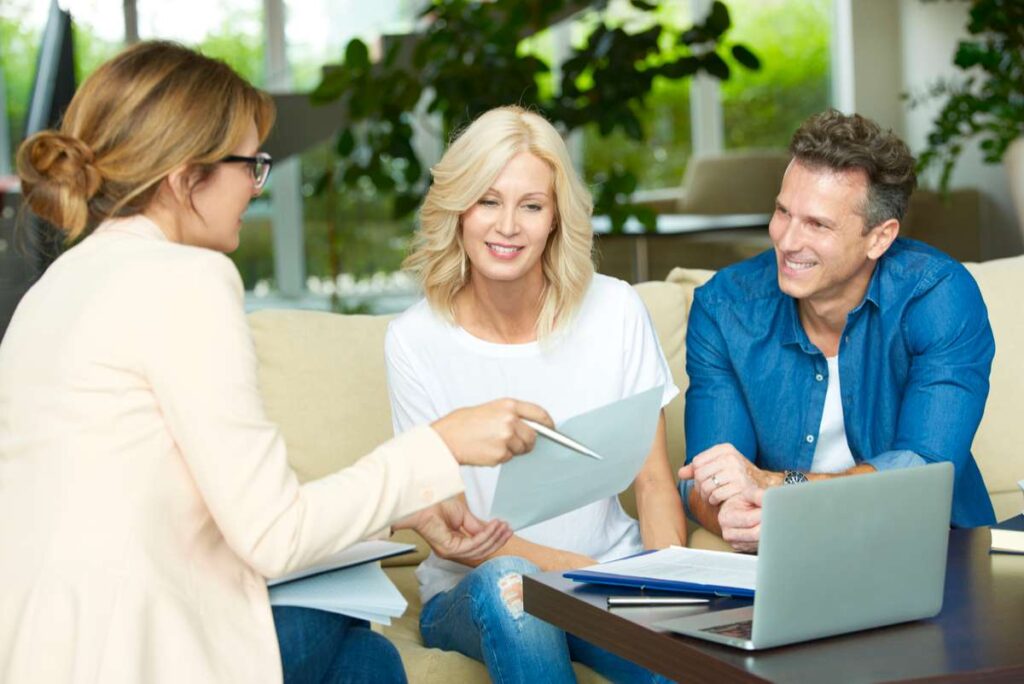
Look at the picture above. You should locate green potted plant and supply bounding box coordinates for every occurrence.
[917,0,1023,227]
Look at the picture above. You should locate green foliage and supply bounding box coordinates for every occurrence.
[72,25,119,85]
[584,0,830,193]
[196,11,266,86]
[312,0,759,235]
[721,0,831,150]
[917,0,1024,191]
[0,4,43,168]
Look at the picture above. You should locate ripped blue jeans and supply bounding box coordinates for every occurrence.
[419,556,672,684]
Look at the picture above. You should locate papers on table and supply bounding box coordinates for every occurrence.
[267,540,414,624]
[489,385,664,530]
[990,513,1024,555]
[565,546,758,598]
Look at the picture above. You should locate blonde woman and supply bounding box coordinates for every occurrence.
[0,43,555,684]
[385,106,685,683]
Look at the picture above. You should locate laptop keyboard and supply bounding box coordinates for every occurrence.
[702,619,753,640]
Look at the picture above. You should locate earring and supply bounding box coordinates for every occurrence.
[460,250,468,282]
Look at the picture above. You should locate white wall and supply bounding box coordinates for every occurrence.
[835,0,905,138]
[839,0,1021,259]
[898,0,1019,258]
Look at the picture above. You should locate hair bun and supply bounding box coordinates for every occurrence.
[17,132,103,235]
[22,132,102,197]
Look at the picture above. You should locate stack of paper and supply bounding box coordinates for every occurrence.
[269,561,407,624]
[267,540,413,624]
[990,479,1024,555]
[565,546,757,598]
[490,385,664,530]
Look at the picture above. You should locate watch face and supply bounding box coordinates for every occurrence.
[784,470,808,485]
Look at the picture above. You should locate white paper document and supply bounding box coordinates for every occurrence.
[489,385,663,530]
[269,561,407,625]
[266,540,414,625]
[582,546,758,592]
[267,539,415,587]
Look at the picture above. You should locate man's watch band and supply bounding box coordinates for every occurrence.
[783,469,809,485]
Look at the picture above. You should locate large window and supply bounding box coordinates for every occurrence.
[581,0,695,191]
[0,1,48,173]
[581,0,832,191]
[721,0,832,150]
[277,1,422,310]
[3,0,836,309]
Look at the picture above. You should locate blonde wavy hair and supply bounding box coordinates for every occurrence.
[404,106,594,340]
[17,41,274,242]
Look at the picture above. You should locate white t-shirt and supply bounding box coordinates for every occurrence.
[385,274,679,603]
[810,356,856,473]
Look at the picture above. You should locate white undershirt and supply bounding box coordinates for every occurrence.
[810,356,856,473]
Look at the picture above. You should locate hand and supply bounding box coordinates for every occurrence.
[431,398,554,467]
[678,443,781,507]
[718,486,764,553]
[399,499,512,565]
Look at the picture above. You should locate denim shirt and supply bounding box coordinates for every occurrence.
[683,238,996,528]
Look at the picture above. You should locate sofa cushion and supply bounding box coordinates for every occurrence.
[965,255,1024,521]
[248,309,430,563]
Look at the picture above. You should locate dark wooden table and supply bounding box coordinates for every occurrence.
[523,529,1024,683]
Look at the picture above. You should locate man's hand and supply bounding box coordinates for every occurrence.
[679,443,782,507]
[718,486,764,553]
[397,499,512,566]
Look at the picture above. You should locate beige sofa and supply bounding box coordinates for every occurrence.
[248,255,1024,683]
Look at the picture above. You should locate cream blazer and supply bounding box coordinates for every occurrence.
[0,216,463,683]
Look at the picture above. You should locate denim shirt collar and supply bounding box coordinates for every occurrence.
[779,260,883,354]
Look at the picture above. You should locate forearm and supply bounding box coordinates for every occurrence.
[806,463,876,481]
[636,478,687,549]
[469,535,594,572]
[687,483,723,537]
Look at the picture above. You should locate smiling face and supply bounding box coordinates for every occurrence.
[180,120,261,253]
[460,151,556,291]
[769,159,897,316]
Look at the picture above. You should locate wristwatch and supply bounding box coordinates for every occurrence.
[783,469,808,485]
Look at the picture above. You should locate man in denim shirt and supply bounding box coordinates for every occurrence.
[679,110,995,552]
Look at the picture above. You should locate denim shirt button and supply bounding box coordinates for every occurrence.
[815,373,824,382]
[805,434,815,443]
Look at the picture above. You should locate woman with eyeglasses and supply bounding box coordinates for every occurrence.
[0,41,554,684]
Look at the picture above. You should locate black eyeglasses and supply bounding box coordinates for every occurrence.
[219,152,273,190]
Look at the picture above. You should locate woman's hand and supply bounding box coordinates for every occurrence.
[396,499,512,566]
[431,398,554,467]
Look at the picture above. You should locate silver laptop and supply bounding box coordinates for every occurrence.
[657,462,953,650]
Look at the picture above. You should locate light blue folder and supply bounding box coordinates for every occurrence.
[490,385,663,530]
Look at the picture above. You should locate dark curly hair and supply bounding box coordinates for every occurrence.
[790,109,917,231]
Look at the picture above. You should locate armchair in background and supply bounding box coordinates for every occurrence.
[618,149,991,272]
[631,149,791,215]
[598,150,790,277]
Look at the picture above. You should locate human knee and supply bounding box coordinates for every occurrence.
[468,557,539,620]
[337,627,405,683]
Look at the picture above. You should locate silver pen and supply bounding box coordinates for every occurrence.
[521,418,603,460]
[607,597,709,608]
